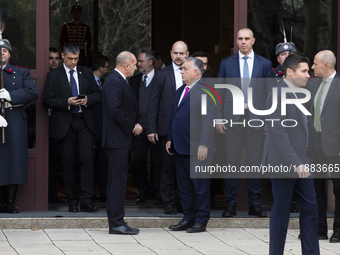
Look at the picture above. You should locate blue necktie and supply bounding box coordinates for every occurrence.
[69,70,79,113]
[143,75,147,87]
[243,56,249,103]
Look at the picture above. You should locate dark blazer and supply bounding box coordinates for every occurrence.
[101,69,137,150]
[167,80,216,155]
[129,73,143,107]
[262,81,318,177]
[310,74,340,157]
[216,52,274,129]
[148,64,179,136]
[0,63,39,186]
[43,65,101,139]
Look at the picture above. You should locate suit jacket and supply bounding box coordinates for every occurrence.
[43,65,101,140]
[167,80,216,155]
[101,69,137,150]
[93,77,104,141]
[216,52,274,129]
[310,74,340,157]
[262,81,318,177]
[148,64,180,136]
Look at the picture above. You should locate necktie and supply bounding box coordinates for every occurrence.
[314,80,326,132]
[179,86,190,104]
[125,78,129,84]
[143,75,147,87]
[98,79,102,90]
[70,70,79,113]
[242,56,250,103]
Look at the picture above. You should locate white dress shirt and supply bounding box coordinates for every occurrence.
[143,69,155,87]
[64,64,82,112]
[172,62,183,90]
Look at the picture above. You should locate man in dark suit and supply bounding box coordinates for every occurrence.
[310,50,340,243]
[129,49,161,205]
[43,43,101,213]
[166,57,215,233]
[148,41,189,214]
[216,28,273,217]
[102,51,142,235]
[91,54,110,202]
[262,54,320,255]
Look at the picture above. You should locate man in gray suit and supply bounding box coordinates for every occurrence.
[310,50,340,243]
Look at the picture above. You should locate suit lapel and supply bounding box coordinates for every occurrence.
[322,74,339,113]
[250,54,261,87]
[233,54,241,88]
[77,66,84,94]
[60,66,72,95]
[114,70,137,107]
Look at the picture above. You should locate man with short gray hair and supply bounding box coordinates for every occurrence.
[166,57,215,233]
[43,42,101,213]
[129,49,162,205]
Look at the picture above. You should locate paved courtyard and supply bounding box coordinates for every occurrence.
[0,228,338,255]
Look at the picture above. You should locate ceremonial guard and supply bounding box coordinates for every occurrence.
[273,42,297,77]
[0,38,39,213]
[58,1,92,65]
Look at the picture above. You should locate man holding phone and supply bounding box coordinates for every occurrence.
[43,43,101,213]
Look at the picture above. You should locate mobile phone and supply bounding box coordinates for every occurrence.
[77,94,86,100]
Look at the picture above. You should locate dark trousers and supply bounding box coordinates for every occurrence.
[270,178,320,255]
[224,113,264,206]
[105,148,129,227]
[58,115,94,205]
[48,137,61,198]
[314,133,340,234]
[159,135,176,205]
[94,139,108,199]
[175,153,211,224]
[132,132,161,200]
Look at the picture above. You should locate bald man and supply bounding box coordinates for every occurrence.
[310,50,340,243]
[148,41,189,214]
[216,28,274,218]
[102,51,142,235]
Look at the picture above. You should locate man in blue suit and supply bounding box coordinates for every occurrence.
[262,54,320,255]
[216,28,273,217]
[166,57,215,233]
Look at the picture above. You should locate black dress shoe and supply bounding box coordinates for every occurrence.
[68,204,79,212]
[248,205,267,217]
[123,223,139,232]
[136,196,146,204]
[109,225,139,235]
[6,202,18,213]
[164,202,176,214]
[187,221,207,233]
[222,205,236,217]
[330,231,340,243]
[169,219,195,231]
[80,203,98,212]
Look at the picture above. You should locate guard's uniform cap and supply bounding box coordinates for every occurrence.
[71,3,82,13]
[0,39,12,52]
[276,42,297,56]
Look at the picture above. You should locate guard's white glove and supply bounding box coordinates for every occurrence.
[0,115,8,127]
[0,88,12,102]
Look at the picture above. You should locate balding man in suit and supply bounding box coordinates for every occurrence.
[310,50,340,243]
[102,51,142,235]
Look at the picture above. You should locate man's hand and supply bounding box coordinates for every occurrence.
[0,115,8,127]
[216,123,226,134]
[166,141,173,155]
[132,123,143,136]
[0,88,12,102]
[79,95,88,105]
[147,133,158,144]
[197,145,208,161]
[295,164,311,178]
[68,97,83,106]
